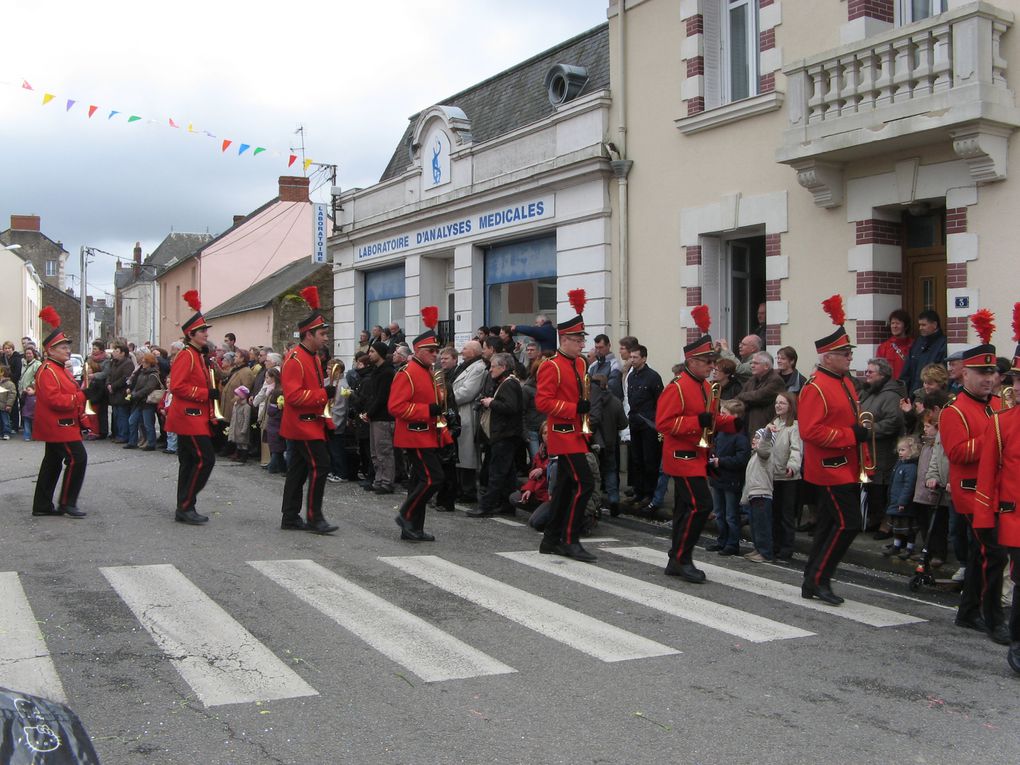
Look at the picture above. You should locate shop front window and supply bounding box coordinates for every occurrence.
[364,265,405,331]
[484,237,557,327]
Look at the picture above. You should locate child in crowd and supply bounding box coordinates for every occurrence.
[512,422,550,514]
[264,368,286,474]
[228,385,252,464]
[913,411,950,568]
[742,424,776,562]
[0,366,15,439]
[707,400,750,556]
[883,435,920,559]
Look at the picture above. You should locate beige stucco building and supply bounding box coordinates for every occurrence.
[609,0,1020,369]
[0,246,42,344]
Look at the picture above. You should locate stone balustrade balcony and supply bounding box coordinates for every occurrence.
[777,1,1020,207]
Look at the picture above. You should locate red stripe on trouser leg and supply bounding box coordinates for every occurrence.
[404,449,433,521]
[304,441,318,521]
[59,443,75,505]
[182,436,203,510]
[814,487,847,586]
[674,478,698,562]
[564,456,584,545]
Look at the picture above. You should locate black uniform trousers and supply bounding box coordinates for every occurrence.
[479,438,518,513]
[544,451,594,547]
[176,434,216,512]
[33,441,87,513]
[958,516,1008,628]
[282,439,330,523]
[1009,548,1020,643]
[399,448,444,531]
[803,482,862,589]
[668,476,713,565]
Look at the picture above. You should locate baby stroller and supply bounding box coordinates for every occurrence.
[908,488,944,592]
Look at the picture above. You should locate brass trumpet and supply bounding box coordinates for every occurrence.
[208,365,226,422]
[581,373,592,435]
[858,410,877,483]
[697,382,721,449]
[323,362,343,420]
[433,368,448,429]
[81,363,96,416]
[997,386,1016,412]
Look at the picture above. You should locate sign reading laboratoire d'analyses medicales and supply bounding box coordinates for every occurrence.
[312,203,328,264]
[355,197,554,262]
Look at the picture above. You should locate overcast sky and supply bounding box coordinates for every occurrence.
[0,0,607,301]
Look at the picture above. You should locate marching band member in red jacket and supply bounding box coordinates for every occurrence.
[946,309,1008,643]
[31,307,88,519]
[280,287,338,535]
[388,307,447,541]
[534,290,597,562]
[655,306,738,582]
[798,296,871,605]
[975,304,1020,671]
[167,291,218,525]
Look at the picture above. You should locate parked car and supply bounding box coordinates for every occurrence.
[69,353,84,382]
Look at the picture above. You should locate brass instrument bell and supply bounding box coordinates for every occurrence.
[858,410,877,483]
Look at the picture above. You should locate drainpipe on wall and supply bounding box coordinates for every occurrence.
[615,0,631,340]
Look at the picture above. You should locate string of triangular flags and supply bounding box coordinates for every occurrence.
[18,79,315,171]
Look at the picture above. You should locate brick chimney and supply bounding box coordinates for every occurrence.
[133,241,142,278]
[279,176,310,203]
[10,214,40,231]
[233,215,246,226]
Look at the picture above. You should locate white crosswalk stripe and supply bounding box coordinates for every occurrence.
[379,555,678,662]
[250,559,516,682]
[604,547,926,628]
[0,572,67,701]
[100,564,318,707]
[498,551,814,642]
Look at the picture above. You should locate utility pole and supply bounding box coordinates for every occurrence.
[79,245,88,357]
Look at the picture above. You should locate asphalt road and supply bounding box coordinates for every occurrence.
[1,438,1017,765]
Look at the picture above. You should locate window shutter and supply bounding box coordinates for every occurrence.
[700,236,724,335]
[703,0,722,110]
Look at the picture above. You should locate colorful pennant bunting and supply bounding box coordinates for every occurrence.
[221,139,232,152]
[65,99,75,111]
[108,110,119,119]
[42,93,55,105]
[127,115,141,123]
[22,80,32,90]
[88,105,98,118]
[169,118,178,128]
[238,143,250,155]
[288,154,297,168]
[254,147,266,156]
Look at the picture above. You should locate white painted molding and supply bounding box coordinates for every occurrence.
[792,159,844,208]
[675,91,784,134]
[947,232,979,264]
[847,244,903,273]
[951,123,1013,183]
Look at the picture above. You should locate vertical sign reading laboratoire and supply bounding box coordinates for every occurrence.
[312,203,328,264]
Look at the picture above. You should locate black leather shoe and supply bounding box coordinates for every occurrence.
[175,509,209,525]
[435,505,455,512]
[281,517,308,530]
[415,530,435,542]
[59,505,87,518]
[705,543,723,552]
[955,614,989,633]
[32,507,64,517]
[373,486,394,495]
[1008,642,1020,675]
[400,528,428,541]
[465,508,496,518]
[306,519,339,535]
[608,502,620,517]
[561,543,597,563]
[123,443,138,450]
[540,539,565,555]
[988,623,1011,646]
[801,584,843,605]
[665,561,706,583]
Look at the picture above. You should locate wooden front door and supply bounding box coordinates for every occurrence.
[901,211,947,325]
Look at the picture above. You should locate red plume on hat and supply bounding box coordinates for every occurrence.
[1012,302,1020,342]
[821,294,846,326]
[300,286,320,310]
[971,308,995,345]
[183,290,201,312]
[39,306,61,328]
[421,306,438,329]
[568,288,586,316]
[691,305,711,334]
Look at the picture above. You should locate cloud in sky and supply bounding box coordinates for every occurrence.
[0,0,607,298]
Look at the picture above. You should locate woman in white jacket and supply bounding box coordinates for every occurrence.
[767,391,802,561]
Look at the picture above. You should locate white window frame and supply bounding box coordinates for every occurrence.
[704,0,759,110]
[897,0,948,26]
[45,260,57,276]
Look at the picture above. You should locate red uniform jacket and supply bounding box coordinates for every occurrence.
[166,344,212,436]
[388,356,443,449]
[33,360,85,443]
[535,351,588,456]
[799,366,866,486]
[655,369,737,478]
[280,344,329,441]
[975,406,1020,546]
[940,389,999,516]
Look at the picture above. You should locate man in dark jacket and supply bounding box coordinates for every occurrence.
[737,351,787,435]
[510,315,557,353]
[106,343,135,443]
[627,344,664,505]
[860,357,907,533]
[362,341,396,493]
[589,373,628,515]
[899,309,947,395]
[468,353,522,517]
